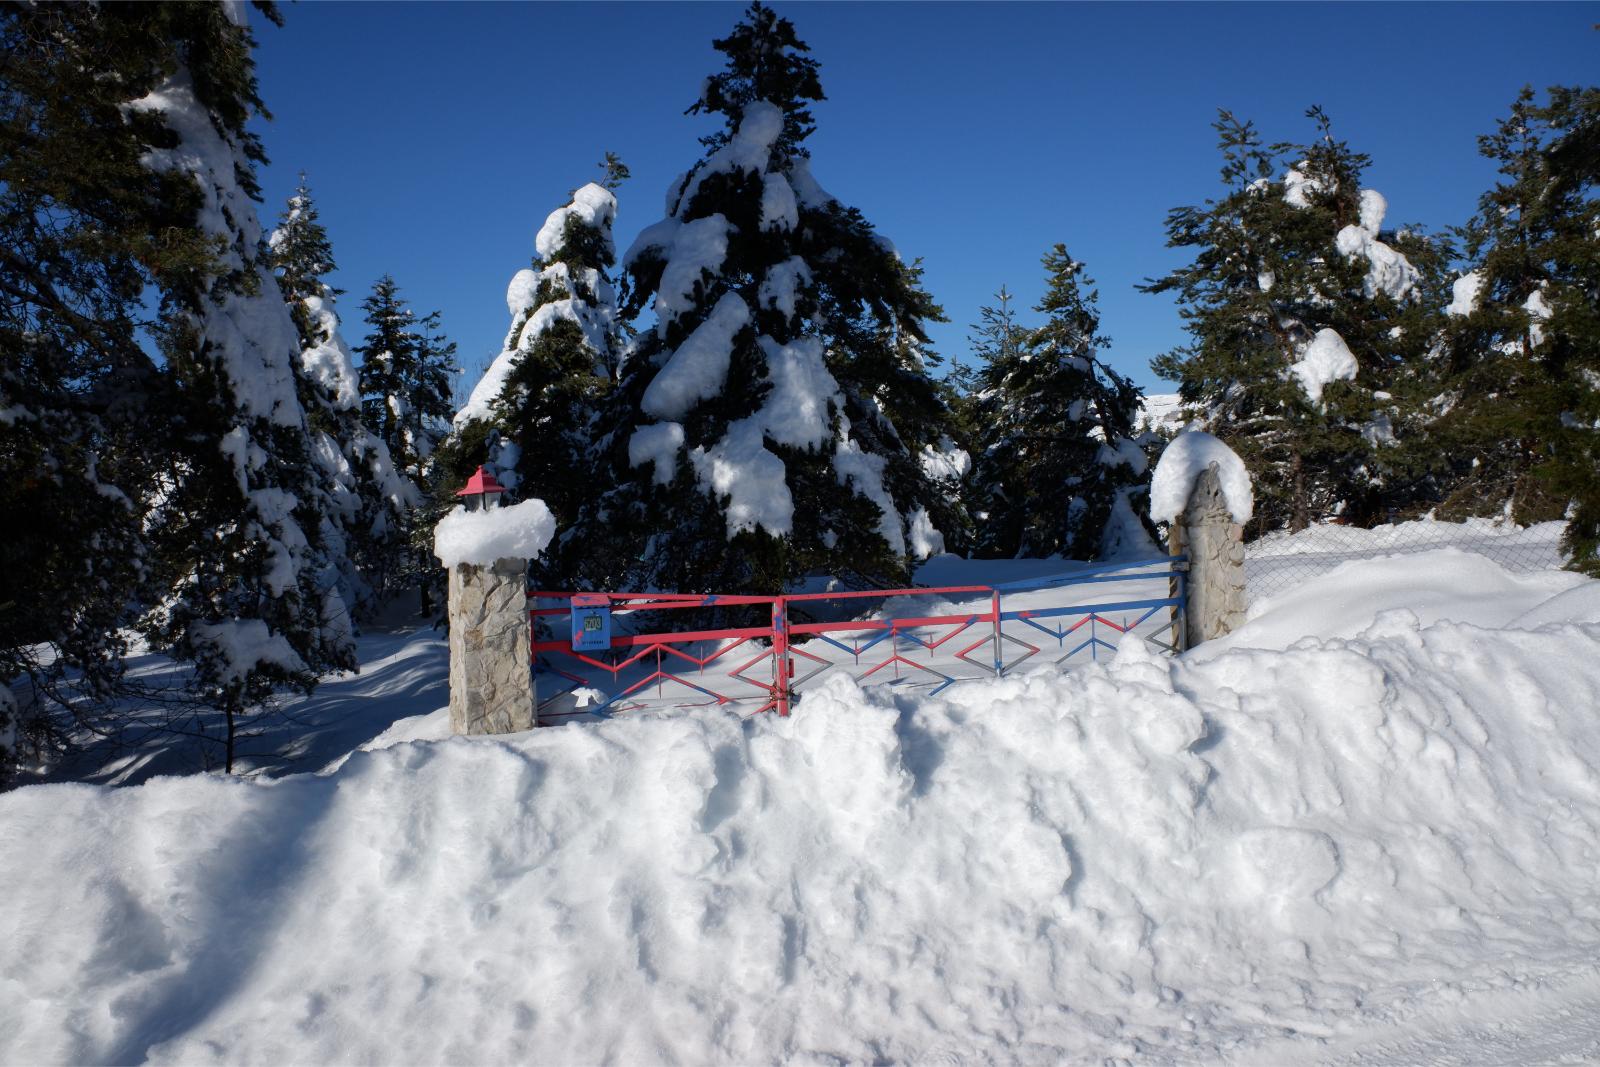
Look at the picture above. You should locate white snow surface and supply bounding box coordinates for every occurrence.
[653,215,734,333]
[833,429,905,556]
[297,294,361,411]
[534,182,616,262]
[1282,166,1325,208]
[505,267,540,321]
[1335,223,1419,302]
[516,297,603,358]
[757,256,812,320]
[628,421,686,486]
[1096,434,1148,475]
[1447,270,1484,317]
[1219,547,1589,655]
[431,499,555,568]
[1138,392,1188,434]
[760,172,799,232]
[1525,284,1552,347]
[1150,429,1253,523]
[128,75,302,429]
[1290,326,1359,405]
[188,618,306,685]
[673,101,784,216]
[6,548,1600,1063]
[1333,187,1418,301]
[919,436,972,483]
[640,292,750,421]
[1358,187,1387,233]
[907,505,945,559]
[456,261,615,430]
[690,420,793,538]
[786,156,836,209]
[754,335,839,450]
[1282,169,1416,301]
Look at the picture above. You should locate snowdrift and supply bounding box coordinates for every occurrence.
[4,558,1600,1063]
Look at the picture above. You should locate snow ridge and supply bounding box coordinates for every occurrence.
[7,565,1600,1063]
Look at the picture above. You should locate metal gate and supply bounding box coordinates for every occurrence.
[530,556,1186,723]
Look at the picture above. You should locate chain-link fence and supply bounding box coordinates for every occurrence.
[1245,519,1569,604]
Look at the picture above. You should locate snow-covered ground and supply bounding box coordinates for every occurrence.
[1139,391,1187,435]
[1247,517,1568,601]
[35,627,449,787]
[4,526,1600,1064]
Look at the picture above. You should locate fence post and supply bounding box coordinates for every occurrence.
[990,589,1003,676]
[771,596,791,716]
[1167,521,1189,653]
[1177,464,1247,646]
[447,558,536,735]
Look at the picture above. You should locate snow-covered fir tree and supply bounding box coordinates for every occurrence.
[355,277,457,613]
[448,180,621,542]
[944,288,1031,553]
[356,277,456,486]
[268,179,420,615]
[969,249,1155,559]
[0,1,197,773]
[572,2,961,593]
[131,3,355,773]
[1432,86,1600,573]
[1144,109,1441,534]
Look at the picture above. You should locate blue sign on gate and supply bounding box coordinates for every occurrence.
[571,594,612,652]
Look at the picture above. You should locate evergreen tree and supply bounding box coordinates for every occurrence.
[128,3,355,773]
[269,173,340,346]
[1433,86,1600,573]
[0,1,202,769]
[268,180,420,615]
[597,151,631,192]
[970,250,1154,559]
[448,181,621,554]
[1143,109,1439,535]
[2,0,364,776]
[960,286,1026,551]
[355,276,458,612]
[574,1,960,593]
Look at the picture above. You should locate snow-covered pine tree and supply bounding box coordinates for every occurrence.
[1143,108,1439,534]
[355,276,458,613]
[970,249,1154,559]
[268,179,421,616]
[131,2,355,773]
[949,287,1027,552]
[574,1,960,593]
[0,1,200,770]
[1433,86,1600,573]
[449,181,621,546]
[1543,87,1600,575]
[961,287,1025,553]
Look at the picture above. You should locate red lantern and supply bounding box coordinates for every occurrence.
[455,465,507,512]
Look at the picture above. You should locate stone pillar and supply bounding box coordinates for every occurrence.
[1176,464,1247,646]
[447,557,535,735]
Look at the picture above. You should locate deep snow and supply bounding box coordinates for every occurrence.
[4,537,1600,1064]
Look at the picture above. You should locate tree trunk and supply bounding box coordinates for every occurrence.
[224,705,236,775]
[419,548,433,618]
[1290,450,1310,532]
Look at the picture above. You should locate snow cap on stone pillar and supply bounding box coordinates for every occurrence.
[1149,430,1253,526]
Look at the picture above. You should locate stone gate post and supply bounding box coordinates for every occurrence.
[1175,463,1247,646]
[446,558,536,735]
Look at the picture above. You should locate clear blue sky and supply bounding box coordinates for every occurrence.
[247,1,1597,397]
